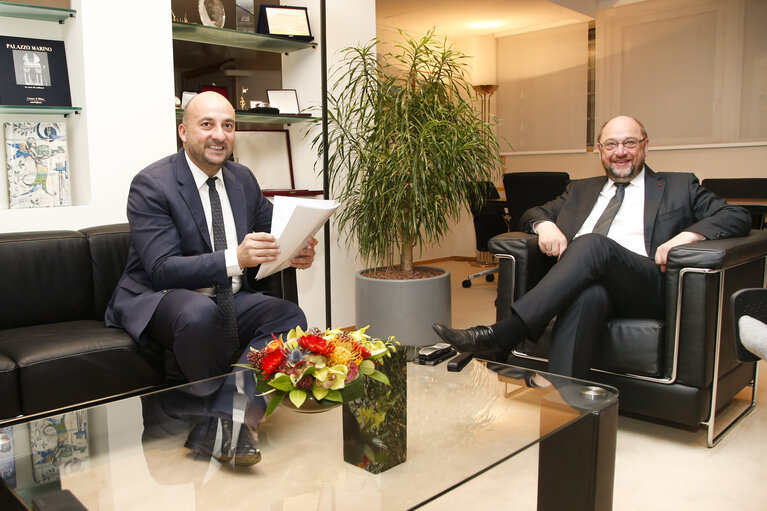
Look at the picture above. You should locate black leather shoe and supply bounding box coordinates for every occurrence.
[184,417,234,464]
[232,426,262,467]
[432,323,500,360]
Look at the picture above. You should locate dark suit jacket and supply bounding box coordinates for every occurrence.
[519,167,752,258]
[105,150,273,345]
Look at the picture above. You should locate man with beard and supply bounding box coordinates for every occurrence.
[106,91,318,465]
[433,115,752,379]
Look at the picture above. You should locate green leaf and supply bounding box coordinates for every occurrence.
[324,389,343,403]
[368,370,391,386]
[312,385,329,401]
[265,391,285,416]
[289,389,307,408]
[269,374,295,392]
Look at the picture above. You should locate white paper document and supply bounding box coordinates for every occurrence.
[256,195,339,280]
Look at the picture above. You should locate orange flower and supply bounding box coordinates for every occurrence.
[261,349,286,376]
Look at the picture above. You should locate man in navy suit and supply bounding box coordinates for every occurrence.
[106,91,317,382]
[106,92,318,465]
[433,115,752,378]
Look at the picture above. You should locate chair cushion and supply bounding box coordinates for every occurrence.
[0,353,20,419]
[514,318,664,378]
[80,224,131,320]
[0,320,164,415]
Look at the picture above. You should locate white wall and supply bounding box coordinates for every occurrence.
[0,0,177,232]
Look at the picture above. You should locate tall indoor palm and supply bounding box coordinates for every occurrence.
[317,29,502,275]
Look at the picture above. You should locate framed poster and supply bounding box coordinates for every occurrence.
[233,130,295,191]
[0,35,71,107]
[256,5,313,41]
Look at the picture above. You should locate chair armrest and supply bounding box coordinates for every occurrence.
[665,230,767,386]
[666,229,767,271]
[488,232,556,322]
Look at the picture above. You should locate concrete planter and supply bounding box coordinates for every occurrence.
[355,267,451,347]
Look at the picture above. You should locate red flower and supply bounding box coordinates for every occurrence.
[261,349,287,376]
[298,334,335,356]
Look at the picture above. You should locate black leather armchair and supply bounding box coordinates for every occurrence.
[489,229,767,446]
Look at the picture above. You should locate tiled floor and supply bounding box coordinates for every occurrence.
[429,259,767,511]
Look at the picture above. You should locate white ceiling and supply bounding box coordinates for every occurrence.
[376,0,596,39]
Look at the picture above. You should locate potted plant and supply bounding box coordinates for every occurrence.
[316,29,502,345]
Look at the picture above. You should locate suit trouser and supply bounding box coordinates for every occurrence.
[495,233,665,378]
[147,289,306,382]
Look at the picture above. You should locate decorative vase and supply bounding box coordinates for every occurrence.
[343,349,407,474]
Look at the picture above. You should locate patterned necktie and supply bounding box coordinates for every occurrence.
[592,182,628,236]
[207,177,239,356]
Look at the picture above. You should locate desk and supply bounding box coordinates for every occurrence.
[1,360,617,511]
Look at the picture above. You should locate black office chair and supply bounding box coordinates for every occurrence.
[503,172,570,231]
[731,288,767,362]
[463,181,509,288]
[701,178,767,230]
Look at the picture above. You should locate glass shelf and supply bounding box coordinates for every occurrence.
[175,108,318,124]
[0,105,81,116]
[172,21,316,53]
[0,1,75,22]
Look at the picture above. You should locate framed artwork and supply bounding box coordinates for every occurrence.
[256,5,313,41]
[267,89,300,114]
[201,84,228,100]
[0,35,71,107]
[233,129,295,191]
[4,121,71,209]
[29,410,89,484]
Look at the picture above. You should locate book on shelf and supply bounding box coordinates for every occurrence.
[4,121,71,209]
[0,35,71,107]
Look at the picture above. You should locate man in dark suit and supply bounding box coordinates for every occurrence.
[106,91,317,465]
[433,115,752,378]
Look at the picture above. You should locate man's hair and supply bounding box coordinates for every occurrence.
[596,116,648,143]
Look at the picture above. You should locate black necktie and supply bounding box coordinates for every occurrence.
[207,177,239,356]
[592,182,628,236]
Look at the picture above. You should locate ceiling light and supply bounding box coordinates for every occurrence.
[467,20,504,30]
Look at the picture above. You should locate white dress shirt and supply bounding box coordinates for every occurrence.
[574,169,648,257]
[185,154,244,294]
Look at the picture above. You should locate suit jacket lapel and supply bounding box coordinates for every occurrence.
[222,164,247,243]
[175,151,213,251]
[563,178,605,239]
[643,166,664,256]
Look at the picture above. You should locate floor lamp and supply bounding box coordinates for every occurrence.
[471,84,499,268]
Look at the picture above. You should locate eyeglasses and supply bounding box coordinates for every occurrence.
[599,138,646,151]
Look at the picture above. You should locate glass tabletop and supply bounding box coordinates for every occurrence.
[0,357,616,510]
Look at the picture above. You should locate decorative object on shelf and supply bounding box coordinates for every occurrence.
[29,410,88,484]
[4,121,71,209]
[0,35,71,107]
[233,129,294,190]
[256,4,313,42]
[267,88,301,115]
[239,86,248,110]
[180,90,197,108]
[0,427,15,489]
[236,326,399,416]
[171,0,235,29]
[343,346,407,474]
[235,0,255,32]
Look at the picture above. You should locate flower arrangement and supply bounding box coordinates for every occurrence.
[237,326,399,416]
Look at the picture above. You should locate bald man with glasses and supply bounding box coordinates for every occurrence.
[433,115,752,378]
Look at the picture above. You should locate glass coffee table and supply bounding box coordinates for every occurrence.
[0,358,617,510]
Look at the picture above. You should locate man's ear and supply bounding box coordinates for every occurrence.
[178,123,187,143]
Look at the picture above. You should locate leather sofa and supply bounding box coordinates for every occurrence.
[0,224,296,423]
[489,229,767,446]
